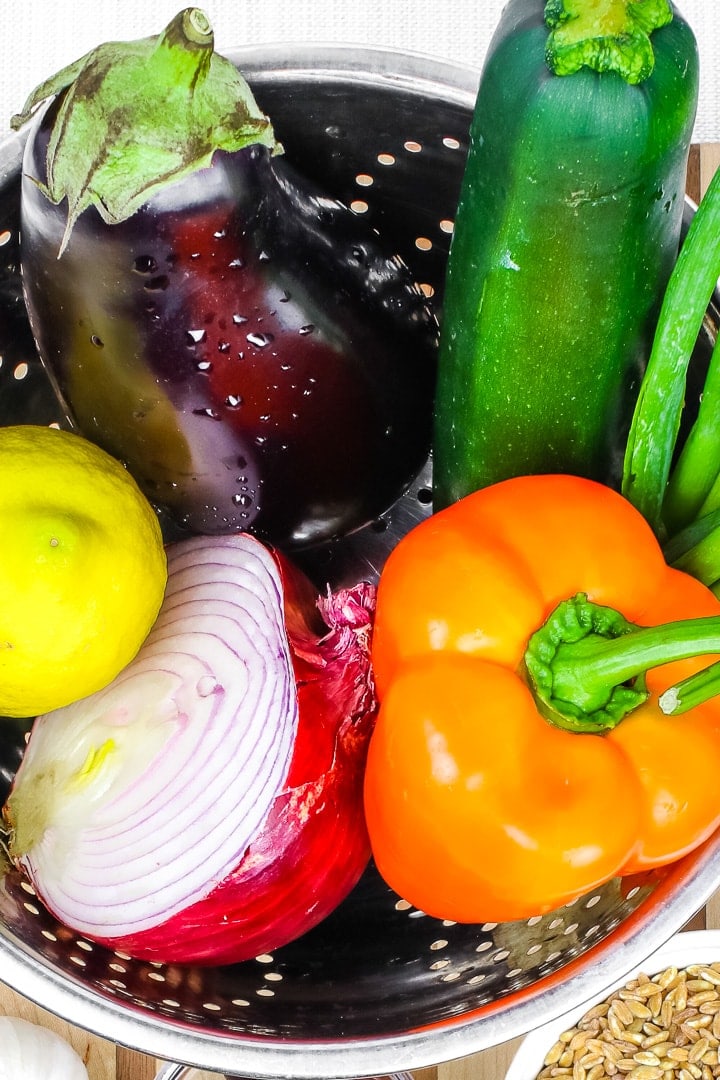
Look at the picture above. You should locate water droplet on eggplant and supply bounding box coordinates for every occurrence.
[144,275,169,291]
[232,313,249,325]
[133,255,158,274]
[299,324,314,335]
[225,395,243,408]
[187,329,207,345]
[193,406,221,420]
[232,493,254,508]
[246,331,274,348]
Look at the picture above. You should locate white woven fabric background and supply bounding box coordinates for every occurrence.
[2,1,718,141]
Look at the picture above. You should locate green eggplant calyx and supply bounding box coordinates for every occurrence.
[11,7,279,256]
[544,0,673,84]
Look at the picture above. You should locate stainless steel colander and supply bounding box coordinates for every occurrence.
[1,44,720,1080]
[153,1068,413,1080]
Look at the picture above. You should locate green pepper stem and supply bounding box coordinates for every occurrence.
[525,593,720,733]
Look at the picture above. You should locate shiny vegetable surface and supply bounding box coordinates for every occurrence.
[432,0,698,509]
[14,9,437,548]
[4,534,377,965]
[364,474,720,923]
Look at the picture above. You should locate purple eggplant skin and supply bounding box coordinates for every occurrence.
[19,95,438,549]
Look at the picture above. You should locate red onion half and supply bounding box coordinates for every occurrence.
[4,534,377,965]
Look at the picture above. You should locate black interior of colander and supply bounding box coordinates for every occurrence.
[0,54,717,1044]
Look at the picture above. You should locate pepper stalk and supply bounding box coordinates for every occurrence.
[525,593,720,733]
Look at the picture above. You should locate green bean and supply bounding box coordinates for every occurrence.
[666,508,720,586]
[622,166,720,538]
[663,329,720,534]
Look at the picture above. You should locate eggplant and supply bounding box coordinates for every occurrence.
[14,9,437,548]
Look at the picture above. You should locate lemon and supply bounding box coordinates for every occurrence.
[0,425,167,718]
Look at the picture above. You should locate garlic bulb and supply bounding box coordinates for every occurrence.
[0,1016,89,1079]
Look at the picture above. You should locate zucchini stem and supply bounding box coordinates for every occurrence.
[544,0,673,84]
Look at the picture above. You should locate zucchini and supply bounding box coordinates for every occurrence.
[432,0,699,509]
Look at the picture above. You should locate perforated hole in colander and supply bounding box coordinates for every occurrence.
[1,44,720,1080]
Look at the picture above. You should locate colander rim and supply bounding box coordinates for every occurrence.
[1,39,719,1080]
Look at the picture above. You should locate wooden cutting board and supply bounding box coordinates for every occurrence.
[1,143,719,1080]
[687,142,720,204]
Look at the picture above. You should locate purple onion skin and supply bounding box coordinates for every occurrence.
[19,97,438,549]
[87,550,377,966]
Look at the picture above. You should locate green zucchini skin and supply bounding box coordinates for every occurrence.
[432,0,699,510]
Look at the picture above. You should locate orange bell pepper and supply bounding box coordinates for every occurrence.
[364,474,720,923]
